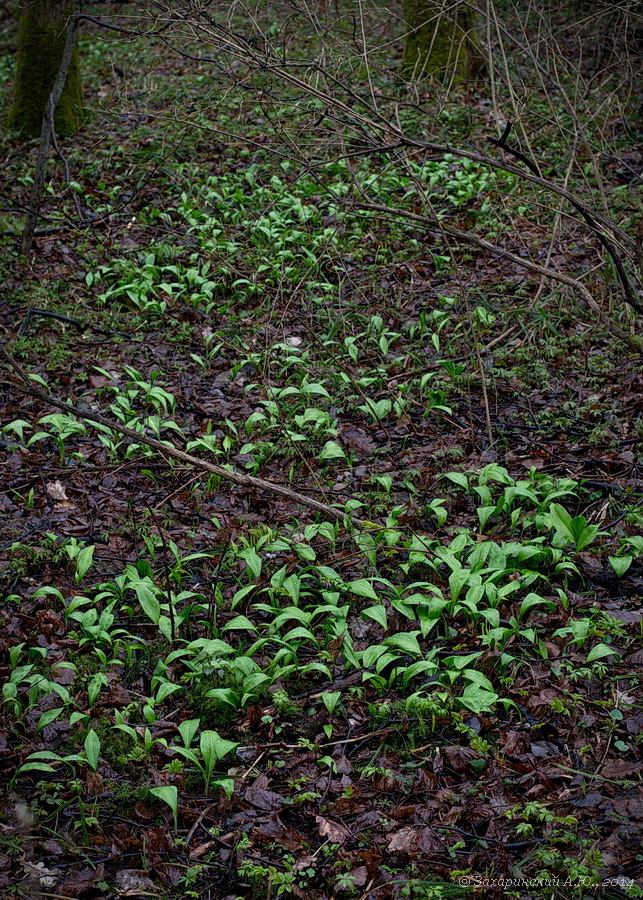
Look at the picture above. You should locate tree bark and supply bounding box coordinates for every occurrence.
[21,0,82,255]
[9,0,83,136]
[401,0,484,82]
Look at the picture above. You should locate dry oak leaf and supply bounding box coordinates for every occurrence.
[45,480,68,501]
[316,815,350,843]
[245,785,284,811]
[114,868,157,896]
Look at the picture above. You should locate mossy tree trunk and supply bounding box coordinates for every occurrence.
[401,0,484,82]
[9,0,83,136]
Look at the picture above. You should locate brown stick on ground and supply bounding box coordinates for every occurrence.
[0,345,366,528]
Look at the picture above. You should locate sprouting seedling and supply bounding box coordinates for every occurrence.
[172,726,238,795]
[549,503,599,552]
[28,413,86,463]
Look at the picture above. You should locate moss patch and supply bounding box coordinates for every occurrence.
[401,0,485,82]
[8,0,83,136]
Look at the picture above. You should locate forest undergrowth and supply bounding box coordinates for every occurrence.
[0,3,642,898]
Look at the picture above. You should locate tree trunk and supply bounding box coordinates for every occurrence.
[9,0,83,136]
[401,0,484,82]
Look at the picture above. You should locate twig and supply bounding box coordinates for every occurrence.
[358,200,643,352]
[18,307,130,338]
[488,123,643,315]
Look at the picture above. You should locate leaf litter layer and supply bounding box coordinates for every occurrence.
[0,3,642,898]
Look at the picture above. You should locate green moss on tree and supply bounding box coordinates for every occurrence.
[401,0,485,83]
[8,0,83,136]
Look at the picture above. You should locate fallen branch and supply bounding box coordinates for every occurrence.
[0,345,365,527]
[358,200,643,353]
[489,122,642,316]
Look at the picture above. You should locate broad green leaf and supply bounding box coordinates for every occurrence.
[439,471,468,490]
[385,631,422,657]
[443,651,482,671]
[549,503,575,543]
[242,673,270,693]
[200,730,238,767]
[205,688,240,709]
[239,547,262,579]
[361,644,388,667]
[346,579,379,601]
[518,592,555,621]
[461,669,495,692]
[156,682,183,703]
[16,762,56,777]
[361,604,388,630]
[586,643,619,663]
[449,567,470,604]
[575,523,599,552]
[479,463,513,485]
[321,691,342,714]
[212,777,235,798]
[84,730,100,772]
[150,785,178,831]
[626,536,643,555]
[222,615,257,632]
[271,607,311,629]
[133,581,161,624]
[302,382,330,397]
[375,651,400,673]
[74,545,94,583]
[319,440,346,460]
[231,583,256,609]
[294,543,316,562]
[282,574,302,604]
[282,625,317,643]
[609,556,633,577]
[459,683,499,714]
[477,506,495,531]
[158,615,173,642]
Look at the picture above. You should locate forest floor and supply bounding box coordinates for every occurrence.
[1,4,642,899]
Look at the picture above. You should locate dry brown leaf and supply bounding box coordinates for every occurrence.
[316,815,350,843]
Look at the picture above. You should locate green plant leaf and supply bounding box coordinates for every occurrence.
[200,730,239,774]
[586,643,619,663]
[458,683,499,714]
[448,567,470,604]
[518,592,555,621]
[133,581,161,624]
[319,440,346,460]
[549,503,575,543]
[439,471,468,490]
[239,547,262,579]
[384,631,422,657]
[36,707,64,732]
[222,615,257,632]
[150,785,178,831]
[74,545,94,584]
[321,691,342,714]
[361,604,388,629]
[84,729,100,772]
[346,579,378,600]
[477,506,495,531]
[212,777,235,798]
[205,688,241,709]
[608,556,632,577]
